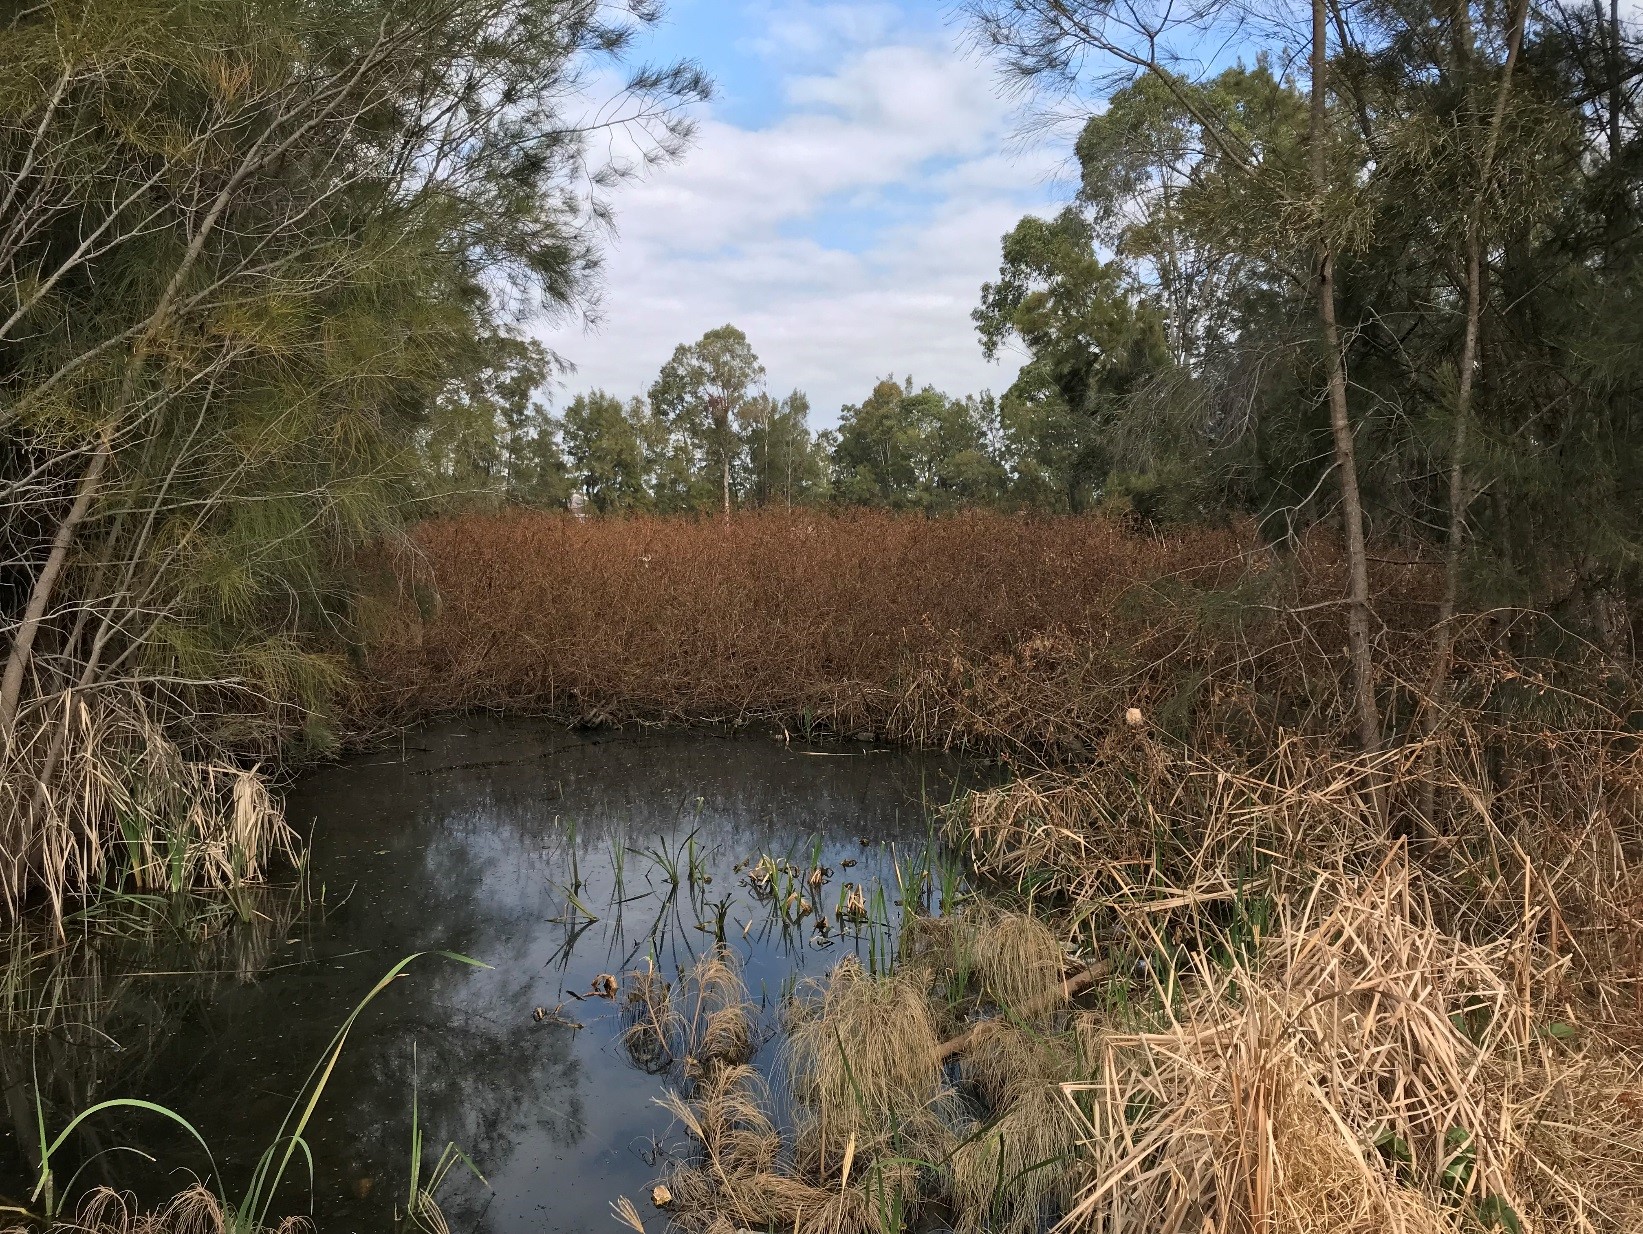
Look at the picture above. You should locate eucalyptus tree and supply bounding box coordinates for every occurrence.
[830,378,1008,510]
[965,0,1383,748]
[743,389,828,508]
[560,390,656,513]
[648,324,766,515]
[420,334,569,507]
[975,209,1172,513]
[0,0,709,913]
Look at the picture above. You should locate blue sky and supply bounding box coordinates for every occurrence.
[536,1,1072,426]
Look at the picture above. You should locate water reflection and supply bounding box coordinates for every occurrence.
[1,720,979,1232]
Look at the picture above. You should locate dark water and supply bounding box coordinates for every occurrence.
[1,720,980,1231]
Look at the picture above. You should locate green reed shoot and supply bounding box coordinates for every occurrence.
[401,1043,486,1232]
[559,884,600,923]
[935,849,963,915]
[23,951,487,1232]
[562,817,582,894]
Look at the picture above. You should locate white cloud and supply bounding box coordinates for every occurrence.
[536,8,1067,424]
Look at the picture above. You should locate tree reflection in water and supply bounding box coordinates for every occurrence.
[1,720,978,1233]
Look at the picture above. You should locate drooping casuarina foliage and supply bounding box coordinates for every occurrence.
[0,0,709,915]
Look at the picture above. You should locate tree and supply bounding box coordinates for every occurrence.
[965,0,1390,747]
[561,391,655,512]
[967,0,1643,741]
[976,210,1171,512]
[830,378,1008,510]
[648,325,766,515]
[420,335,568,507]
[744,389,828,508]
[0,0,710,915]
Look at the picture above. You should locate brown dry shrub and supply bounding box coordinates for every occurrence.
[357,509,1455,756]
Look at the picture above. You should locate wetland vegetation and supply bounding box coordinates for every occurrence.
[4,0,1643,1232]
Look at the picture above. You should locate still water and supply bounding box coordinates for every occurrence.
[1,719,980,1231]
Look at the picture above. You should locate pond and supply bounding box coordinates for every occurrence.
[1,719,984,1232]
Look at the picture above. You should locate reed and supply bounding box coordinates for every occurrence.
[1059,864,1643,1234]
[360,508,1445,755]
[1,687,298,928]
[3,952,486,1234]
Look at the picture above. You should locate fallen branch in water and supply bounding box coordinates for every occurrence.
[935,959,1111,1062]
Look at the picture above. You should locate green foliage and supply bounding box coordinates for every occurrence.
[649,324,768,511]
[976,211,1173,513]
[966,0,1643,631]
[560,391,657,513]
[831,377,1008,511]
[0,0,710,909]
[744,389,830,508]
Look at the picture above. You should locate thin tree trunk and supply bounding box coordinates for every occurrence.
[2,116,269,735]
[1421,0,1529,824]
[722,452,731,517]
[0,434,110,735]
[1311,0,1381,752]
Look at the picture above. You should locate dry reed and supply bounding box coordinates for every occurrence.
[1059,864,1643,1234]
[0,1185,311,1234]
[360,509,1464,757]
[621,948,756,1079]
[0,686,297,926]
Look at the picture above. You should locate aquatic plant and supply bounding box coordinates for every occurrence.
[6,952,487,1233]
[399,1046,486,1234]
[0,697,299,929]
[620,948,755,1079]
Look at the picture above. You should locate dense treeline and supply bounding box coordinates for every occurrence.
[432,323,1020,515]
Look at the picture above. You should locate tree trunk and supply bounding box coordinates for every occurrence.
[1611,0,1623,161]
[0,435,110,735]
[1311,0,1381,752]
[1421,0,1529,828]
[722,451,731,517]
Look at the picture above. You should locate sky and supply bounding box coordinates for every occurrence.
[535,1,1072,427]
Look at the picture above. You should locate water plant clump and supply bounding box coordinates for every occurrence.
[633,802,1643,1234]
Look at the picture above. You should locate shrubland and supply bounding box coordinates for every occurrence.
[362,507,1451,755]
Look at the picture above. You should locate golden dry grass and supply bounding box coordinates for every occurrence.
[0,1185,310,1234]
[951,1025,1086,1234]
[620,947,756,1080]
[784,958,952,1169]
[1059,863,1643,1234]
